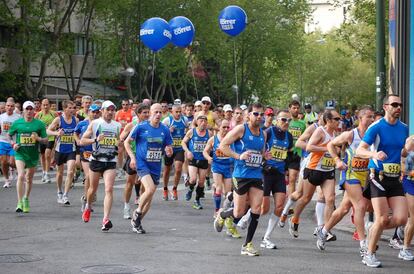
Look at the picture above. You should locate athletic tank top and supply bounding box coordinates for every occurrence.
[212,135,233,166]
[207,111,215,129]
[90,118,121,162]
[341,128,369,185]
[302,123,319,158]
[265,126,290,173]
[55,115,77,153]
[37,111,56,141]
[189,128,209,160]
[167,116,187,152]
[306,127,335,172]
[233,124,265,179]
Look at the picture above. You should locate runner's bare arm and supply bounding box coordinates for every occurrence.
[203,136,214,164]
[327,130,352,169]
[80,121,99,146]
[356,141,387,161]
[306,127,326,152]
[219,124,245,160]
[120,122,133,141]
[46,117,62,136]
[181,130,193,154]
[295,125,316,150]
[405,135,414,152]
[124,132,135,160]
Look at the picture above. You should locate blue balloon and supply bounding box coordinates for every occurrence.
[169,16,195,48]
[218,5,247,37]
[140,17,171,52]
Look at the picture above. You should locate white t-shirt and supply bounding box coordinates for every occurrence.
[0,112,21,143]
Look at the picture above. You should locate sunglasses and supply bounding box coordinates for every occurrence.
[106,107,116,111]
[278,117,292,123]
[222,126,230,129]
[332,117,341,121]
[251,112,265,117]
[386,102,403,108]
[202,101,211,105]
[25,107,34,110]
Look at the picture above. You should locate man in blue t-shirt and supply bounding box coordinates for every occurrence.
[124,103,173,234]
[356,95,409,268]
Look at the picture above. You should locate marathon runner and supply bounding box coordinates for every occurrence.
[356,95,409,267]
[0,98,20,188]
[120,103,150,219]
[126,103,173,234]
[162,104,188,201]
[47,100,78,205]
[75,104,101,212]
[315,106,374,254]
[9,101,47,213]
[80,100,121,231]
[214,103,268,256]
[260,110,293,249]
[35,98,57,184]
[289,110,339,238]
[230,106,244,130]
[182,115,211,209]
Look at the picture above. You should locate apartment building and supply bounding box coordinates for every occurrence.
[306,0,350,33]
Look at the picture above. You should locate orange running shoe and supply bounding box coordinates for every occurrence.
[82,208,91,223]
[352,230,360,241]
[163,189,169,201]
[172,189,178,200]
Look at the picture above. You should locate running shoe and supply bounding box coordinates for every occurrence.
[399,249,414,261]
[362,253,381,268]
[226,226,242,239]
[326,231,337,242]
[316,227,327,251]
[80,196,87,213]
[237,213,251,230]
[131,210,142,232]
[389,238,404,250]
[185,189,193,201]
[57,192,63,204]
[352,230,360,241]
[41,174,46,183]
[214,213,225,232]
[44,174,51,184]
[172,189,178,200]
[22,197,30,213]
[397,226,405,241]
[241,242,260,256]
[260,238,277,249]
[82,208,91,223]
[288,217,299,238]
[134,225,146,234]
[278,214,287,228]
[313,226,318,237]
[62,195,70,206]
[192,200,203,210]
[123,204,131,220]
[359,243,368,257]
[3,180,11,188]
[184,176,190,187]
[101,219,113,232]
[163,189,169,201]
[16,200,23,213]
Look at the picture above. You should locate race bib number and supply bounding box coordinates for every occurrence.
[20,134,35,146]
[351,157,369,172]
[146,149,162,162]
[215,148,230,159]
[61,134,74,144]
[383,163,401,177]
[99,137,118,147]
[289,128,301,139]
[83,151,92,160]
[321,154,335,170]
[245,151,263,168]
[172,138,182,148]
[270,146,288,161]
[2,121,10,132]
[193,141,206,153]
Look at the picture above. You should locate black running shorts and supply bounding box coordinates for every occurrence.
[232,177,263,196]
[90,160,116,173]
[164,150,185,166]
[55,151,76,166]
[263,168,286,196]
[303,168,335,186]
[189,159,208,170]
[363,172,404,199]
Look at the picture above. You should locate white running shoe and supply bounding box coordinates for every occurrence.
[389,238,404,250]
[123,204,131,219]
[44,174,51,184]
[237,214,251,230]
[62,195,70,206]
[57,192,63,204]
[399,249,414,261]
[260,238,277,249]
[3,180,11,188]
[362,253,381,268]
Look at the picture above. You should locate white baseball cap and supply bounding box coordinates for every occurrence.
[240,104,247,111]
[174,99,182,105]
[101,100,116,110]
[23,101,35,109]
[201,96,211,103]
[223,104,233,112]
[195,100,202,106]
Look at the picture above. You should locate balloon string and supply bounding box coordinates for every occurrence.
[190,56,199,100]
[233,39,238,105]
[150,52,156,99]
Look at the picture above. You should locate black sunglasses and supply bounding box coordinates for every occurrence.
[279,117,292,123]
[386,102,403,108]
[251,112,264,117]
[332,117,341,121]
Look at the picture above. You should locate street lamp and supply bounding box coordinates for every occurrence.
[232,84,239,105]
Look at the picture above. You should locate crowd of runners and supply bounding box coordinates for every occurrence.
[0,94,413,268]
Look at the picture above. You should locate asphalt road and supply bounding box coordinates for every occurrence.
[0,171,412,274]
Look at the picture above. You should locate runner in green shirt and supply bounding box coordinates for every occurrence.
[287,100,306,196]
[9,101,48,213]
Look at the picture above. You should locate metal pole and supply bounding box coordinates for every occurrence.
[137,0,141,102]
[376,0,386,111]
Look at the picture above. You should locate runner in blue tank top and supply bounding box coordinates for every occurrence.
[47,100,78,206]
[203,119,234,219]
[182,115,212,210]
[125,103,173,234]
[162,104,188,201]
[214,103,269,257]
[356,95,409,268]
[260,110,293,249]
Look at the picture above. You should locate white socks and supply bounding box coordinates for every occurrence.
[264,213,280,240]
[282,198,295,216]
[315,201,325,227]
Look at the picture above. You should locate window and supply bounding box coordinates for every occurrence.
[75,36,95,56]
